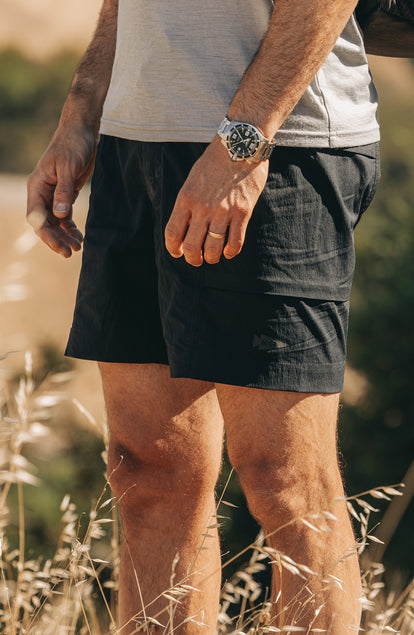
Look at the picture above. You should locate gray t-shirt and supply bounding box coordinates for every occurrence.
[100,0,380,148]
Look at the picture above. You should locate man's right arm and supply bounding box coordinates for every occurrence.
[27,0,118,258]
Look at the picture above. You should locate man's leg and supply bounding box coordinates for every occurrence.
[100,363,224,634]
[217,385,361,633]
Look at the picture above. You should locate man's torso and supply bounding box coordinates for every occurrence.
[100,0,380,147]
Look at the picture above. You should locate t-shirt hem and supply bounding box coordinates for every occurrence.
[100,118,380,148]
[100,120,217,143]
[276,127,380,148]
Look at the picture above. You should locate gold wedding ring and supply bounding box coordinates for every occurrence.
[208,230,226,239]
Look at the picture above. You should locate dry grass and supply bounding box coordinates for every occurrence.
[0,353,413,634]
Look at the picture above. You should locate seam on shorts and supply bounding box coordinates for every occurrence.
[171,358,346,394]
[359,142,381,217]
[185,268,208,378]
[201,277,351,302]
[252,327,340,355]
[159,145,209,379]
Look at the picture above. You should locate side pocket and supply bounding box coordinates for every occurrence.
[358,142,381,218]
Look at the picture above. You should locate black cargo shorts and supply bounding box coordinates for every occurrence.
[65,136,380,393]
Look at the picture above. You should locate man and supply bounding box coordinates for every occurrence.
[27,0,380,632]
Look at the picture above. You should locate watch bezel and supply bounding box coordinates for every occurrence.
[227,122,261,160]
[218,117,275,162]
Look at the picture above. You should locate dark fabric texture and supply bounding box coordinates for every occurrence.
[66,136,380,393]
[357,0,414,25]
[356,0,414,56]
[380,0,414,21]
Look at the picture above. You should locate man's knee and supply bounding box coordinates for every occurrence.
[108,427,220,515]
[221,389,342,528]
[232,456,339,530]
[100,363,223,518]
[107,435,172,507]
[106,402,223,535]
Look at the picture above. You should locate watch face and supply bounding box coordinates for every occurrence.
[228,123,260,158]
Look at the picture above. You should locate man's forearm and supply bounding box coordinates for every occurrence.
[228,0,358,138]
[59,0,118,135]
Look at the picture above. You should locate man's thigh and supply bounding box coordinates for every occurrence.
[99,362,224,482]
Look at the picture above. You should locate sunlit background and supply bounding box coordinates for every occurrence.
[0,1,413,631]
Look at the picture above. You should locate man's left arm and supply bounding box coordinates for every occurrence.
[165,0,358,267]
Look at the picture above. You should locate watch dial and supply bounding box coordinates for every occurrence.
[228,124,260,157]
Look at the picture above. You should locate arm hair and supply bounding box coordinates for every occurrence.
[59,0,119,133]
[229,0,359,137]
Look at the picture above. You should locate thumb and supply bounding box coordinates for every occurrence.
[53,173,76,218]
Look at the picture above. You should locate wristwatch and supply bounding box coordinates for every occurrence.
[217,116,277,162]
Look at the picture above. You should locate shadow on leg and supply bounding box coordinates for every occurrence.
[216,384,361,633]
[100,362,224,634]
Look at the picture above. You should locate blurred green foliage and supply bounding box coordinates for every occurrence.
[7,343,106,561]
[341,94,414,581]
[0,48,80,173]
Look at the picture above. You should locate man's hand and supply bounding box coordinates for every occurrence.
[27,125,96,258]
[26,0,118,258]
[165,137,269,267]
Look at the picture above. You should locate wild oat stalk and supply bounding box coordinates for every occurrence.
[0,352,119,634]
[215,481,413,635]
[0,353,413,633]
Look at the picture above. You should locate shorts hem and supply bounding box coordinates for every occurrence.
[169,363,345,395]
[64,346,169,367]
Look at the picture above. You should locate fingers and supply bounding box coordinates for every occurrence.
[165,207,247,266]
[27,204,83,258]
[181,219,212,266]
[38,224,76,259]
[53,166,77,219]
[60,217,84,246]
[223,217,248,260]
[27,205,70,258]
[27,182,83,258]
[40,221,83,258]
[165,191,251,265]
[204,214,248,263]
[165,205,191,259]
[203,229,227,265]
[27,164,84,257]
